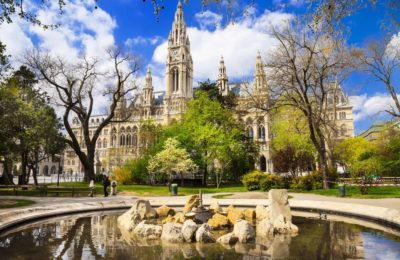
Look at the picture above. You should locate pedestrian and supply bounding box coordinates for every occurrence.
[102,171,110,197]
[89,179,95,197]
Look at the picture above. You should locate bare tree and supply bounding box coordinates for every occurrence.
[25,49,140,181]
[354,38,400,117]
[266,19,354,188]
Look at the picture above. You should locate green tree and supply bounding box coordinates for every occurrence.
[271,106,316,177]
[183,90,257,187]
[147,138,198,184]
[334,136,374,172]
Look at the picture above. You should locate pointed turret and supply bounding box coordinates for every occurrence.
[115,82,127,118]
[254,51,267,92]
[143,67,154,117]
[217,56,229,96]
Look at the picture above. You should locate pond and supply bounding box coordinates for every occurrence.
[0,211,399,259]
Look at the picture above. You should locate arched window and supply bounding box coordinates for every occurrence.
[50,166,56,175]
[111,135,117,147]
[172,67,179,92]
[126,134,132,146]
[132,133,137,146]
[120,134,125,146]
[103,138,107,148]
[247,126,254,140]
[258,125,266,141]
[97,140,102,148]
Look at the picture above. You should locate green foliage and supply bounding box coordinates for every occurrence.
[113,167,132,185]
[349,157,383,194]
[291,171,323,191]
[242,170,265,191]
[260,174,283,191]
[124,157,149,184]
[334,137,374,171]
[196,80,237,109]
[147,138,198,182]
[271,105,316,176]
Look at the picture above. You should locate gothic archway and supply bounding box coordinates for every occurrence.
[260,156,267,172]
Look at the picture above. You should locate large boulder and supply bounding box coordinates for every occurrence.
[233,219,255,243]
[243,209,256,221]
[207,213,230,230]
[162,212,186,224]
[183,195,200,214]
[209,201,221,213]
[268,189,298,234]
[156,205,175,218]
[227,206,244,225]
[133,221,162,239]
[195,223,215,243]
[117,200,158,231]
[256,218,274,237]
[161,223,184,243]
[182,219,198,242]
[255,205,269,221]
[217,232,238,245]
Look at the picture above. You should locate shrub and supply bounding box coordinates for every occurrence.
[260,174,283,191]
[114,167,132,185]
[124,157,149,184]
[242,170,265,191]
[290,171,323,191]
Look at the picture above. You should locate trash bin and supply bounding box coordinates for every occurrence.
[171,183,178,196]
[338,184,345,197]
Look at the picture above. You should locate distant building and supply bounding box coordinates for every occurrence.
[63,2,354,175]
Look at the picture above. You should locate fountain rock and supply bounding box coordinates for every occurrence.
[226,205,244,224]
[195,223,215,243]
[181,219,198,242]
[255,205,269,221]
[257,218,274,237]
[162,212,185,224]
[133,220,162,239]
[161,222,184,243]
[209,201,221,213]
[233,219,255,243]
[217,232,238,245]
[207,213,230,230]
[117,200,158,231]
[156,205,175,218]
[268,189,298,234]
[243,209,256,221]
[183,195,200,214]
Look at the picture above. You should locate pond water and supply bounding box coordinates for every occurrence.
[0,211,399,259]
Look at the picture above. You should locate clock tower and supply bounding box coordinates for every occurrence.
[164,0,193,122]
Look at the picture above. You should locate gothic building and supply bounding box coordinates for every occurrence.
[63,1,354,175]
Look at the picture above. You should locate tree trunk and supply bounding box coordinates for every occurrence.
[31,166,39,186]
[1,158,15,185]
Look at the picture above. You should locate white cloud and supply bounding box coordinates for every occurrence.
[273,0,305,7]
[195,10,223,30]
[125,36,163,47]
[350,93,399,122]
[152,9,292,90]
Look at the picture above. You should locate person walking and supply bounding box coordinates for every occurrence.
[89,179,95,197]
[102,171,110,197]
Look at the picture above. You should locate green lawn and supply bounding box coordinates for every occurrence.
[60,182,247,196]
[0,199,35,208]
[289,186,400,199]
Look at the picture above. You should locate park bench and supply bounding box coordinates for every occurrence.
[40,186,95,197]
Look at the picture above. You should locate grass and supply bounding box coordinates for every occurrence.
[60,182,247,196]
[0,199,35,208]
[289,186,400,199]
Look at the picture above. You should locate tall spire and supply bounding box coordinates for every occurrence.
[217,55,229,96]
[168,0,187,47]
[254,51,267,92]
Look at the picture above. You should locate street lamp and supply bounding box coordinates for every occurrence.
[54,154,62,187]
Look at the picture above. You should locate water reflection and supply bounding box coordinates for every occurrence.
[0,212,399,259]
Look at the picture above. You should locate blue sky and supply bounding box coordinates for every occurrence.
[0,0,399,134]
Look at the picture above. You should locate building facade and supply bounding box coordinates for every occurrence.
[63,2,354,175]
